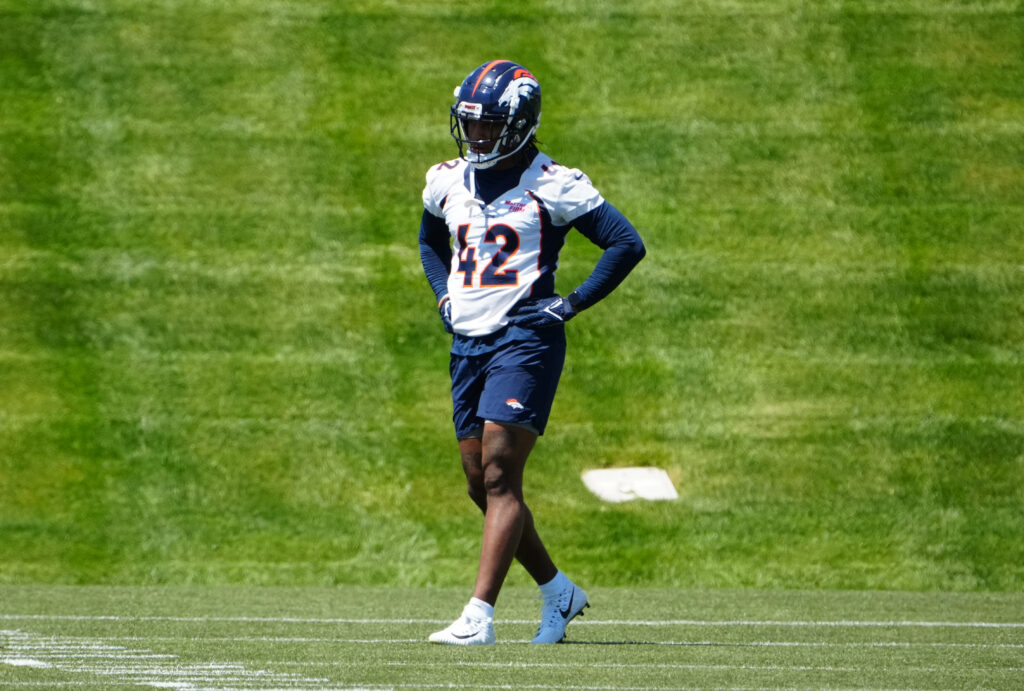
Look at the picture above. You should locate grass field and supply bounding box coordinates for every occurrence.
[1,0,1023,595]
[2,585,1023,690]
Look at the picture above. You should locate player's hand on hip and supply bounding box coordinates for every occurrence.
[508,295,576,329]
[438,296,454,334]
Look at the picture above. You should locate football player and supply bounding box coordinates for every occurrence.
[419,60,646,645]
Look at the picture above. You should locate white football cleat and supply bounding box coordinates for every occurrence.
[429,605,495,646]
[531,584,589,644]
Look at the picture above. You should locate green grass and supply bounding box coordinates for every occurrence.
[1,0,1023,590]
[2,585,1023,690]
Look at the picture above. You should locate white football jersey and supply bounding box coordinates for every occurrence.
[422,153,604,337]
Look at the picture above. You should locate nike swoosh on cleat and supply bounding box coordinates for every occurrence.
[559,587,576,619]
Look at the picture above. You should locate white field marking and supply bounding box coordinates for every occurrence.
[285,659,1024,675]
[139,684,1017,691]
[2,613,1022,628]
[0,659,52,669]
[0,685,949,691]
[585,619,1024,629]
[398,661,865,673]
[0,687,387,691]
[268,659,1024,674]
[54,635,1024,650]
[0,681,981,691]
[0,630,371,691]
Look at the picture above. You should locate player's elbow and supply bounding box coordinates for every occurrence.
[625,236,646,265]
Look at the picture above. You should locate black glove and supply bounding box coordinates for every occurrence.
[508,294,577,329]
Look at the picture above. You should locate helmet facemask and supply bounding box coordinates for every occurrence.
[450,105,510,169]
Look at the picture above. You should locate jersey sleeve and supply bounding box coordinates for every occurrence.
[422,177,444,217]
[548,167,605,226]
[419,209,452,302]
[423,161,461,217]
[567,201,646,311]
[420,164,456,303]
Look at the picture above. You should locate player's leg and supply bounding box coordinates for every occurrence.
[470,421,535,605]
[460,437,557,586]
[429,358,497,646]
[464,422,588,644]
[434,422,586,645]
[459,437,487,511]
[429,454,501,646]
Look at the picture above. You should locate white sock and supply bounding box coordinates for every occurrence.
[538,570,570,600]
[466,597,494,620]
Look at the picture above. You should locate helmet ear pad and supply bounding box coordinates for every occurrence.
[504,121,526,151]
[506,116,531,149]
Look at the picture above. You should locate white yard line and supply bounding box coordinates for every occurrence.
[0,687,999,691]
[104,636,1024,649]
[8,633,1023,649]
[2,614,1022,628]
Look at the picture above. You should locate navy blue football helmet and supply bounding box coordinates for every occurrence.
[450,60,542,169]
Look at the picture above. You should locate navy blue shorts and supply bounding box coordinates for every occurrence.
[450,330,566,439]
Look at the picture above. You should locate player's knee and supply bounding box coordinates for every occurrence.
[466,480,487,512]
[480,432,526,500]
[483,472,509,497]
[460,447,486,509]
[482,462,521,499]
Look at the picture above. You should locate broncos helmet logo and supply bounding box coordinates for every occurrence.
[498,77,539,122]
